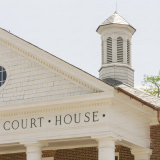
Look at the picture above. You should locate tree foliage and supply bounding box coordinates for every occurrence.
[141,71,160,98]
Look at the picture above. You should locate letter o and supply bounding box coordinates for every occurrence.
[64,114,72,124]
[12,120,19,130]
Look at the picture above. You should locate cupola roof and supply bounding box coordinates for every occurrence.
[96,11,136,32]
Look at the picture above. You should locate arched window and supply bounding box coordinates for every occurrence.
[117,37,123,63]
[127,39,130,64]
[107,37,112,63]
[0,66,7,87]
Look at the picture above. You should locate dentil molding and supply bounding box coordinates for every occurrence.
[0,99,151,124]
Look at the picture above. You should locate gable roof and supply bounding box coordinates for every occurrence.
[103,78,160,110]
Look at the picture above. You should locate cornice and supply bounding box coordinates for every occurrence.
[0,100,111,119]
[97,24,135,35]
[0,96,151,124]
[99,63,134,72]
[114,91,154,116]
[0,36,102,93]
[111,101,151,123]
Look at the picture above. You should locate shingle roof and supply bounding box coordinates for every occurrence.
[103,78,160,110]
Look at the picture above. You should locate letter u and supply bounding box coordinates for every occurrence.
[74,113,81,123]
[22,119,27,129]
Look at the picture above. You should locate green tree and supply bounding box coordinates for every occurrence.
[141,71,160,98]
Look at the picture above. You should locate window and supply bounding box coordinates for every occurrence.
[107,37,112,63]
[0,66,7,87]
[115,156,118,160]
[115,152,119,160]
[117,37,123,63]
[127,39,130,64]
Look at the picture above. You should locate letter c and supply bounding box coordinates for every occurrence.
[3,121,10,130]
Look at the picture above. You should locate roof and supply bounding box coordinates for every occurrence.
[102,11,129,25]
[96,11,136,32]
[103,78,160,110]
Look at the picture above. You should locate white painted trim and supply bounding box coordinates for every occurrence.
[115,152,119,160]
[42,158,54,160]
[99,63,134,72]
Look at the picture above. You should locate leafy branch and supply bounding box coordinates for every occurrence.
[141,71,160,98]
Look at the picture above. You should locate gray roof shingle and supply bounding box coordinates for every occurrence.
[103,78,160,109]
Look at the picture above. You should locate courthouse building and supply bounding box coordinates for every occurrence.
[0,11,159,160]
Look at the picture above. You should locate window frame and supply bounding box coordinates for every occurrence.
[0,61,10,91]
[115,152,119,160]
[0,66,7,87]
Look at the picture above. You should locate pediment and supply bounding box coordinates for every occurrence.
[0,28,113,105]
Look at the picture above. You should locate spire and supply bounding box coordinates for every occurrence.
[96,12,136,33]
[101,12,129,26]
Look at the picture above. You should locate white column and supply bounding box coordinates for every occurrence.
[112,36,117,63]
[98,138,116,160]
[103,39,107,64]
[92,132,121,160]
[130,40,132,66]
[131,148,152,160]
[123,37,127,64]
[21,141,48,160]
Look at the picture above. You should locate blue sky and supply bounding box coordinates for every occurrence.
[0,0,159,87]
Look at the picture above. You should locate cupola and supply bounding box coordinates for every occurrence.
[97,11,136,86]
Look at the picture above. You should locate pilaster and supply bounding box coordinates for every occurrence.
[131,148,152,160]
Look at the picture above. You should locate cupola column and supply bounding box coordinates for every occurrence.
[123,37,127,64]
[112,36,117,63]
[103,39,107,64]
[130,40,132,66]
